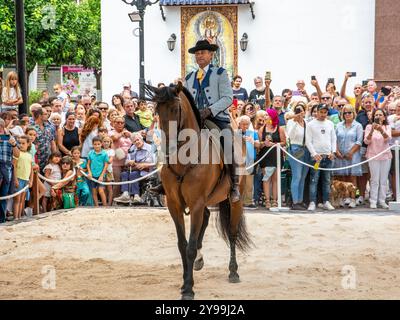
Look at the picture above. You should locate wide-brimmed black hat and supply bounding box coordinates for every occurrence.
[188,39,219,54]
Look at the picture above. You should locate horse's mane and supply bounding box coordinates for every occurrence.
[180,85,201,127]
[146,84,201,128]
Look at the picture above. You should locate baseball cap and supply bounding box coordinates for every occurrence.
[318,103,329,111]
[123,82,131,88]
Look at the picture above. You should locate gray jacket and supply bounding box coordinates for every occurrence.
[184,64,233,123]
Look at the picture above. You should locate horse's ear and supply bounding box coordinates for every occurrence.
[144,84,159,99]
[174,81,184,95]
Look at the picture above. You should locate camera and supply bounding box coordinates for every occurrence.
[295,107,302,115]
[381,87,391,96]
[374,117,380,124]
[362,80,369,87]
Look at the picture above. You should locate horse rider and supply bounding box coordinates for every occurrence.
[150,39,241,202]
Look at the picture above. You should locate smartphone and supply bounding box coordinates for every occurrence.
[265,71,271,80]
[381,87,391,96]
[311,75,316,81]
[0,134,10,142]
[348,72,357,77]
[328,78,335,84]
[374,118,380,124]
[362,80,368,87]
[295,107,302,115]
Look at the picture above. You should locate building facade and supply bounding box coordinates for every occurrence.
[101,0,398,104]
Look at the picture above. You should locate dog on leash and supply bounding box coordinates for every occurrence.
[330,180,357,208]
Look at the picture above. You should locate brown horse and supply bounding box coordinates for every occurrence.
[145,82,251,300]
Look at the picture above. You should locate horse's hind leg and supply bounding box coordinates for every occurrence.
[228,202,242,283]
[194,207,210,271]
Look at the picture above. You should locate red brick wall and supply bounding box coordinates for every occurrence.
[375,0,400,87]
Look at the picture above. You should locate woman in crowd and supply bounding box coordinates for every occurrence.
[1,71,23,112]
[86,108,103,127]
[257,108,286,209]
[252,110,267,205]
[333,105,363,208]
[109,116,133,198]
[49,113,62,133]
[240,102,257,129]
[58,112,80,156]
[107,109,119,129]
[286,102,309,210]
[364,108,392,209]
[112,94,125,116]
[80,116,101,159]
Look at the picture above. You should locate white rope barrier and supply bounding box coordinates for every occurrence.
[37,169,77,184]
[79,167,161,186]
[280,144,394,171]
[0,184,30,200]
[245,144,277,171]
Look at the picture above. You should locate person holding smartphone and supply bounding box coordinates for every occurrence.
[0,118,20,223]
[364,109,392,209]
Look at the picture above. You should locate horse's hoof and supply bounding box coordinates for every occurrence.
[194,257,204,271]
[229,273,240,283]
[181,293,195,300]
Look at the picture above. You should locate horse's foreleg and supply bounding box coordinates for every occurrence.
[181,204,204,300]
[194,207,210,271]
[170,207,188,294]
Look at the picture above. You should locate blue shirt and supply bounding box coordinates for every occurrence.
[0,134,13,164]
[88,150,109,178]
[242,130,259,166]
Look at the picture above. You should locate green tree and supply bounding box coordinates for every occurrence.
[0,0,101,74]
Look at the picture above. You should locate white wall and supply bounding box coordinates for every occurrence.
[102,0,375,103]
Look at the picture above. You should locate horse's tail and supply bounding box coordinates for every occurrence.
[216,199,252,252]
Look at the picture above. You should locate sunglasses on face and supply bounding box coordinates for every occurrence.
[343,112,353,115]
[99,108,108,111]
[115,121,125,124]
[338,104,345,108]
[321,97,331,100]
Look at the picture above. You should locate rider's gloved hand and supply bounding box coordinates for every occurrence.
[200,108,212,122]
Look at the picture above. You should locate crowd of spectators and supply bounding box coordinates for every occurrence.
[0,70,399,223]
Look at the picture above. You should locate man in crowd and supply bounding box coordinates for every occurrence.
[114,133,156,204]
[249,76,273,107]
[0,118,19,223]
[53,83,69,113]
[306,104,337,211]
[122,82,139,99]
[123,99,145,135]
[231,75,248,102]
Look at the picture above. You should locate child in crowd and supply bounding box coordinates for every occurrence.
[51,156,76,209]
[1,71,23,112]
[87,137,109,206]
[135,100,153,128]
[26,127,46,212]
[43,151,62,212]
[98,127,108,140]
[102,136,115,206]
[13,136,33,220]
[71,146,93,206]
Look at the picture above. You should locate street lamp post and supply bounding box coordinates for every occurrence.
[122,0,159,99]
[15,0,28,115]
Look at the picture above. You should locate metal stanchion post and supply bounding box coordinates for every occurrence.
[270,144,289,212]
[389,141,400,212]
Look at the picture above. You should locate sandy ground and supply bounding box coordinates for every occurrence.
[0,207,400,300]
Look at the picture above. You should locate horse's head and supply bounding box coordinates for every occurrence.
[145,82,200,135]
